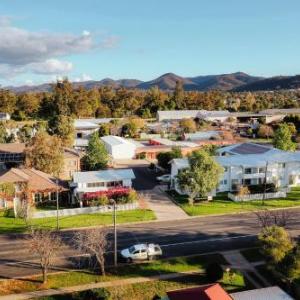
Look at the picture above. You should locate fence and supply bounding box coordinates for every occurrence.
[228,191,287,202]
[32,202,138,219]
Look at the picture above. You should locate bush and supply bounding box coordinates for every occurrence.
[206,263,224,282]
[127,190,138,203]
[73,288,111,300]
[97,195,109,206]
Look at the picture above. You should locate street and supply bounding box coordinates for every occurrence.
[0,208,300,279]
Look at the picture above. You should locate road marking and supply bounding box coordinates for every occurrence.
[160,234,256,247]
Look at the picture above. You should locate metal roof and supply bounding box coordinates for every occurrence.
[101,135,138,147]
[73,169,136,183]
[231,286,294,300]
[231,143,271,155]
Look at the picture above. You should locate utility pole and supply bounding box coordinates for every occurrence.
[56,178,59,231]
[111,199,117,267]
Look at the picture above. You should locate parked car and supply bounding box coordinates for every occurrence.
[156,174,171,183]
[120,243,162,262]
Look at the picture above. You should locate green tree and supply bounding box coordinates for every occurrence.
[273,123,296,151]
[25,131,64,176]
[17,125,33,143]
[98,123,111,137]
[179,118,197,133]
[0,89,17,114]
[84,132,108,170]
[157,147,182,170]
[48,115,75,147]
[258,226,294,264]
[121,118,145,138]
[177,150,223,205]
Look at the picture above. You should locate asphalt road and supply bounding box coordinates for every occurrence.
[1,208,300,279]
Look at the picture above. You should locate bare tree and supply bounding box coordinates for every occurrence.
[73,228,108,276]
[28,229,62,283]
[254,209,291,229]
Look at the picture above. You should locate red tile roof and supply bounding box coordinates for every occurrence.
[167,284,232,300]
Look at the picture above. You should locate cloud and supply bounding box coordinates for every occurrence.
[74,73,92,82]
[0,18,120,79]
[30,59,73,74]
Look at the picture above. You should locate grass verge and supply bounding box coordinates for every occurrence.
[0,209,156,234]
[0,253,245,297]
[167,187,300,216]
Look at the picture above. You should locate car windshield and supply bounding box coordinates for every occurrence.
[129,246,136,253]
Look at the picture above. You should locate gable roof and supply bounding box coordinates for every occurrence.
[0,168,67,192]
[167,284,232,300]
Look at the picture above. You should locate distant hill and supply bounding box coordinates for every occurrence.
[7,72,300,93]
[233,75,300,92]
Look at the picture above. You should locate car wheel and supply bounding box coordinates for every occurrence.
[127,257,133,263]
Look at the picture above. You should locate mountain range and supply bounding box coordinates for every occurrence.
[5,72,300,93]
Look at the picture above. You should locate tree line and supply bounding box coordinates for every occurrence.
[1,80,300,120]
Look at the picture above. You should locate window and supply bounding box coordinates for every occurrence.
[224,166,228,172]
[244,168,252,174]
[87,182,105,188]
[223,179,227,185]
[244,179,251,185]
[107,181,123,187]
[279,163,286,168]
[259,167,266,173]
[252,168,258,174]
[140,249,147,253]
[251,178,258,185]
[34,193,42,203]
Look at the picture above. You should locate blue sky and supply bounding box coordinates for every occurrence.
[0,0,300,86]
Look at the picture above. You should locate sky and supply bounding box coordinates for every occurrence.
[0,0,300,86]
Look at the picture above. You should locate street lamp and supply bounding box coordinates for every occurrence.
[110,199,117,267]
[56,178,59,231]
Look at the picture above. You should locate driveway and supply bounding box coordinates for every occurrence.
[132,167,164,191]
[139,186,188,221]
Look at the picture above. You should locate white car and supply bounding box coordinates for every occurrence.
[156,174,171,183]
[120,243,162,262]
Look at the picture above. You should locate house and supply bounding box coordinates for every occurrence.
[0,143,26,169]
[0,143,82,180]
[101,135,143,159]
[72,168,135,200]
[0,113,11,121]
[166,283,232,300]
[156,110,230,123]
[60,148,81,180]
[183,131,221,141]
[170,143,300,195]
[0,168,67,209]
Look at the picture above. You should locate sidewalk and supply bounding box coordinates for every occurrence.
[0,270,199,300]
[222,250,270,288]
[140,186,188,221]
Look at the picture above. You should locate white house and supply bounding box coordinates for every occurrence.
[101,135,143,159]
[0,113,10,121]
[171,143,300,195]
[72,169,135,199]
[156,110,230,123]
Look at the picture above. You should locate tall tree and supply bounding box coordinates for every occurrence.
[177,150,223,205]
[157,147,182,170]
[84,132,108,170]
[25,131,64,176]
[0,122,8,143]
[48,115,75,147]
[179,118,197,133]
[273,123,296,151]
[0,89,17,114]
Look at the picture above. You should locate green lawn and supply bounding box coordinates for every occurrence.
[168,187,300,216]
[0,253,252,298]
[0,209,155,234]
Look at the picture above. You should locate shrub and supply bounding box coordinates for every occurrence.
[97,195,109,206]
[73,288,111,300]
[206,263,224,282]
[127,190,138,203]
